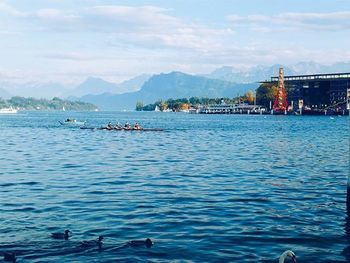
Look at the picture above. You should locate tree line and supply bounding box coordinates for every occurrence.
[0,96,98,111]
[136,91,256,111]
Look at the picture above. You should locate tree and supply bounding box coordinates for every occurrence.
[246,90,255,104]
[156,100,168,111]
[180,103,189,111]
[136,101,144,111]
[256,83,278,108]
[189,97,200,105]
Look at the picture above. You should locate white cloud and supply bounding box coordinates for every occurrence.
[227,11,350,32]
[36,8,79,22]
[0,0,27,17]
[84,5,229,51]
[0,3,229,52]
[0,2,349,85]
[87,5,175,26]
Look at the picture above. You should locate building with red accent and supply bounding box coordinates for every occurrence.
[263,72,350,113]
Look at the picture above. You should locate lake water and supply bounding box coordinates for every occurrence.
[0,111,349,262]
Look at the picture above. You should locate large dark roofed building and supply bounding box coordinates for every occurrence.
[265,72,350,112]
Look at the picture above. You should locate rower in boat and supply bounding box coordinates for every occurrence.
[107,122,113,130]
[124,122,131,130]
[115,122,122,130]
[134,122,142,130]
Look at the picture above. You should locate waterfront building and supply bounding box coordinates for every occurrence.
[262,72,350,113]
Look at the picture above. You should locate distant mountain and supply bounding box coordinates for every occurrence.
[205,64,296,83]
[71,77,118,97]
[292,61,325,75]
[79,72,258,110]
[0,88,12,99]
[69,74,151,97]
[0,74,151,99]
[330,62,350,73]
[1,61,348,103]
[117,74,151,93]
[293,61,350,75]
[0,82,69,99]
[206,62,350,83]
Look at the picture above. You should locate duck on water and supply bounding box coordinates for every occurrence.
[51,230,71,240]
[3,238,294,262]
[3,252,16,262]
[81,236,104,249]
[127,238,153,248]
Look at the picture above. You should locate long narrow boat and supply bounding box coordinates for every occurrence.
[80,127,164,131]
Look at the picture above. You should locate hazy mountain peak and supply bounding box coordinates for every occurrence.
[69,74,151,97]
[84,76,106,83]
[0,88,12,99]
[79,71,258,110]
[118,74,151,92]
[165,71,190,77]
[211,66,234,76]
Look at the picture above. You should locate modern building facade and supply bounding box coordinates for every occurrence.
[264,72,350,112]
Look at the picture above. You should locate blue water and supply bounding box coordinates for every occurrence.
[0,111,349,262]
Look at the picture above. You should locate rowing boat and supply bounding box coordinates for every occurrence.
[80,127,164,131]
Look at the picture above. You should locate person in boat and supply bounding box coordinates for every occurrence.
[115,122,122,129]
[124,122,131,129]
[107,122,113,130]
[134,122,142,130]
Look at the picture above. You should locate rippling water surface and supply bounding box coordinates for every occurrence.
[0,112,349,262]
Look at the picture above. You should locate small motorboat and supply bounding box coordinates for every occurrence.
[59,119,86,126]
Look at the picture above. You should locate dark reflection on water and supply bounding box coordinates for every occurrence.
[0,112,349,262]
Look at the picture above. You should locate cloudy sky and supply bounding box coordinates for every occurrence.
[0,0,349,84]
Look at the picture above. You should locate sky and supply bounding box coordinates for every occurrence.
[0,0,349,85]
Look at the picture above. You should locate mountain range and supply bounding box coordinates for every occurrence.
[79,72,258,110]
[69,74,151,97]
[204,62,350,83]
[0,61,349,110]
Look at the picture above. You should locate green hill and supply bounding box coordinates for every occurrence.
[0,96,98,111]
[80,72,258,110]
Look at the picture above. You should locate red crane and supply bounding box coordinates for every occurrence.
[273,68,288,112]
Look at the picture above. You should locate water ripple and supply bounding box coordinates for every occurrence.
[0,112,348,262]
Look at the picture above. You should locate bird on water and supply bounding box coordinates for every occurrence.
[51,229,71,240]
[279,250,296,263]
[3,252,16,262]
[81,235,104,249]
[128,238,153,248]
